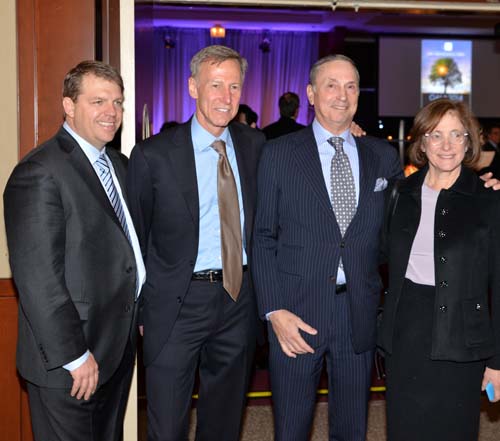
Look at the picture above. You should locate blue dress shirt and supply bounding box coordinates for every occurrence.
[191,115,247,272]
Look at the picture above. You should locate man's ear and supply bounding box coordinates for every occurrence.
[188,77,198,100]
[306,84,314,106]
[62,97,75,118]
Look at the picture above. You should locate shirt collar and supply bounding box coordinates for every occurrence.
[312,119,355,149]
[191,114,230,153]
[63,121,106,164]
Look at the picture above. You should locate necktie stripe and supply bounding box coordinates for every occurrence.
[95,154,132,244]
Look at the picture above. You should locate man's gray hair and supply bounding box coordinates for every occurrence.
[309,54,360,87]
[190,45,248,82]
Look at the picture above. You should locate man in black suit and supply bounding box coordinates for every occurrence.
[127,45,265,441]
[262,91,306,140]
[253,55,403,440]
[482,123,500,152]
[3,61,145,441]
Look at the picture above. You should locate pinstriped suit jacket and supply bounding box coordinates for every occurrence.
[253,126,403,353]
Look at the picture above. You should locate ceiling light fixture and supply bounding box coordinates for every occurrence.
[210,24,226,38]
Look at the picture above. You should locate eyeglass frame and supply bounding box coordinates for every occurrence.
[423,130,469,147]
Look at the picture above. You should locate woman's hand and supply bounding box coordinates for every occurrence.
[482,367,500,402]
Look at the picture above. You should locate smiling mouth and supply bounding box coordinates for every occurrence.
[98,121,116,128]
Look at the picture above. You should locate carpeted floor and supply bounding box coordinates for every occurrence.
[139,397,500,440]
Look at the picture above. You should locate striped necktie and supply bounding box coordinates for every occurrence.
[95,153,132,244]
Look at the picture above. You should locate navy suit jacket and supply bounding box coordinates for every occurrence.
[252,126,403,353]
[127,120,265,365]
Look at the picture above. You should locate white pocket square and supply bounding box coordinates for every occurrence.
[374,177,388,192]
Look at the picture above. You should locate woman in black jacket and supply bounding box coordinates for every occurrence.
[378,98,500,441]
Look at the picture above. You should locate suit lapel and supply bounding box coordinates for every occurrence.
[291,128,336,220]
[165,123,199,227]
[356,137,378,216]
[229,124,253,228]
[58,128,121,228]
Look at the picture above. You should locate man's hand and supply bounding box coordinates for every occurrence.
[269,309,318,358]
[350,121,366,138]
[482,367,500,402]
[480,172,500,190]
[139,325,144,336]
[70,353,99,400]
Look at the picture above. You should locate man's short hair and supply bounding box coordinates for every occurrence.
[309,54,360,88]
[279,92,300,118]
[190,45,248,82]
[237,104,258,126]
[485,123,500,136]
[63,60,124,102]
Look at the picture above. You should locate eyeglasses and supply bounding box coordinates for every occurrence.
[423,130,468,147]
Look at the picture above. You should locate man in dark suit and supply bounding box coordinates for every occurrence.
[127,45,265,441]
[482,123,500,152]
[3,60,145,441]
[262,91,305,140]
[253,55,403,440]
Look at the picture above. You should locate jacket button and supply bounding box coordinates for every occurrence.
[439,280,448,288]
[439,305,447,312]
[124,304,131,312]
[189,260,195,267]
[329,276,336,282]
[440,256,447,264]
[126,266,133,274]
[476,303,482,311]
[437,230,446,238]
[177,296,182,304]
[340,241,345,248]
[440,208,449,216]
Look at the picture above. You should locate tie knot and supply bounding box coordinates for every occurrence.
[211,140,227,157]
[96,153,110,171]
[328,136,344,154]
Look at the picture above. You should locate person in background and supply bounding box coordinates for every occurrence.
[159,120,179,133]
[262,91,305,140]
[3,60,145,441]
[234,103,259,128]
[378,98,500,441]
[481,123,500,152]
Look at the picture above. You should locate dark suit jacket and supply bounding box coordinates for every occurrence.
[3,128,138,388]
[252,127,402,353]
[378,166,500,367]
[262,117,306,140]
[126,120,265,366]
[482,141,498,152]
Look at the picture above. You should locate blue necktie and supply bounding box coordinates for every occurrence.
[95,153,132,244]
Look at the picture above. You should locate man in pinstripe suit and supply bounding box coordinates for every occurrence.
[253,55,403,440]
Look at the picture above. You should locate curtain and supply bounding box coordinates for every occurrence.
[138,28,318,135]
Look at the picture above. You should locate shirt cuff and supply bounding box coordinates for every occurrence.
[265,310,277,321]
[62,350,90,371]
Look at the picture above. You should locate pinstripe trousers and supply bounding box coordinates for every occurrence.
[268,290,373,441]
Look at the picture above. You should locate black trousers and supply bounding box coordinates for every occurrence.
[27,340,135,441]
[386,279,485,441]
[145,272,257,441]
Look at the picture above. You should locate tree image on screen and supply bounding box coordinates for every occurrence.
[428,58,462,94]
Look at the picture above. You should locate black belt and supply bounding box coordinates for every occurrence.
[335,283,347,294]
[192,265,248,282]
